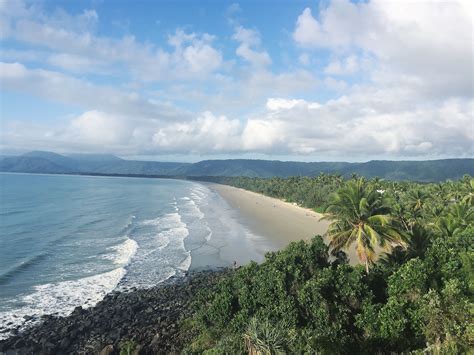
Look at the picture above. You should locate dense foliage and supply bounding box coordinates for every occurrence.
[186,175,473,354]
[2,151,473,181]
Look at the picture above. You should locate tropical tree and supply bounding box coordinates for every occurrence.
[433,199,474,237]
[324,179,406,273]
[243,317,288,354]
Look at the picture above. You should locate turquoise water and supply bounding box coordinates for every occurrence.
[0,173,270,339]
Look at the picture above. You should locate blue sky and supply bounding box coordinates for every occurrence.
[0,0,472,162]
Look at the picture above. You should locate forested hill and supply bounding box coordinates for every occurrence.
[181,158,474,181]
[0,151,473,182]
[0,151,189,176]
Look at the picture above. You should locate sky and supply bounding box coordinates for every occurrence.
[0,0,473,162]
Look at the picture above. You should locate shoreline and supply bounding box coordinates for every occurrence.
[0,179,360,351]
[207,183,360,265]
[207,183,329,247]
[0,269,230,354]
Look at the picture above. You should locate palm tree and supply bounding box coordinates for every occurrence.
[380,223,432,268]
[323,178,406,273]
[433,199,473,237]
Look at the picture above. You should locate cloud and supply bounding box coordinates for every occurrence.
[293,0,473,98]
[0,62,190,121]
[232,26,271,67]
[226,3,242,25]
[68,110,132,145]
[324,55,359,75]
[1,0,472,160]
[47,53,106,73]
[2,2,223,81]
[266,98,320,111]
[5,88,471,159]
[152,111,241,153]
[171,30,223,75]
[151,89,468,157]
[242,119,283,151]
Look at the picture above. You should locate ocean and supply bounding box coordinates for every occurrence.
[0,173,272,340]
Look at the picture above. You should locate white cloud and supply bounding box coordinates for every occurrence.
[250,93,474,158]
[47,53,106,73]
[242,119,283,151]
[2,2,223,81]
[232,26,271,67]
[324,55,358,75]
[1,0,472,160]
[152,111,241,153]
[266,98,320,111]
[293,0,473,98]
[226,3,242,25]
[68,110,132,145]
[0,62,190,121]
[3,90,472,158]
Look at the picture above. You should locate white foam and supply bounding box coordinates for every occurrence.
[178,252,192,271]
[108,238,138,265]
[185,199,205,219]
[118,212,192,289]
[205,226,213,242]
[191,185,209,198]
[0,268,126,340]
[190,193,202,201]
[123,215,136,230]
[141,213,182,227]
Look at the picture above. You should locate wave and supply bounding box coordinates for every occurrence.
[205,226,213,242]
[0,210,26,217]
[140,212,183,228]
[190,185,209,199]
[120,214,137,233]
[117,212,192,289]
[0,267,126,340]
[0,252,49,286]
[102,238,138,266]
[184,199,205,220]
[178,252,192,271]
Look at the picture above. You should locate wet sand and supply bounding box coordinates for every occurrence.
[208,183,360,265]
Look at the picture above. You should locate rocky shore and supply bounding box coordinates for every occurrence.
[0,269,230,354]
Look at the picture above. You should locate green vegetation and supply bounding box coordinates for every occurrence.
[119,340,137,355]
[324,178,407,272]
[186,175,473,354]
[1,151,473,181]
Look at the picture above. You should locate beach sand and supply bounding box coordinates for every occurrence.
[208,183,360,265]
[209,183,328,245]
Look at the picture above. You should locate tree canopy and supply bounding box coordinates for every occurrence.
[185,175,473,354]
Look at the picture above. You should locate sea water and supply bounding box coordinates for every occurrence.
[0,173,271,339]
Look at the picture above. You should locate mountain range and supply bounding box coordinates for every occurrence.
[0,151,472,182]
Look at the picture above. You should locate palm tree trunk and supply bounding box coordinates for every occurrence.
[365,259,369,274]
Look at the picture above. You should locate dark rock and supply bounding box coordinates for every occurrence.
[60,337,70,349]
[99,344,114,355]
[13,338,25,348]
[0,268,231,354]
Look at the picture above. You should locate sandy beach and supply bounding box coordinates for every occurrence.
[208,183,360,265]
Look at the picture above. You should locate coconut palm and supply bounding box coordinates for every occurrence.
[380,224,432,267]
[324,178,406,273]
[433,199,473,237]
